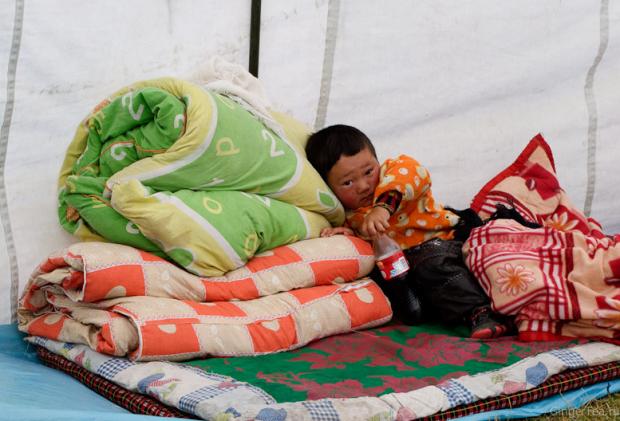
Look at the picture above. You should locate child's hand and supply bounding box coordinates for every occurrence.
[320,226,355,237]
[360,206,390,238]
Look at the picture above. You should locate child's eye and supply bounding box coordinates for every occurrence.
[365,168,374,176]
[342,180,353,187]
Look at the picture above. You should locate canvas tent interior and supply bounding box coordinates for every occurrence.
[1,0,620,420]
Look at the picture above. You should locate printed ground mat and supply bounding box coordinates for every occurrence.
[36,345,620,420]
[36,346,194,418]
[30,323,620,420]
[183,322,587,401]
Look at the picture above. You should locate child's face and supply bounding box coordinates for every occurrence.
[326,147,380,210]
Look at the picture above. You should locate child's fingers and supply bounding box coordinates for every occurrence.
[323,227,356,237]
[368,221,386,237]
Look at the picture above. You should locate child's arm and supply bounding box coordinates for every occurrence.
[359,190,401,238]
[360,203,391,238]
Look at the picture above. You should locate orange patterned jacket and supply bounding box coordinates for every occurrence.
[346,154,459,249]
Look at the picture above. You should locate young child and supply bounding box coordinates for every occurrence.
[305,124,510,339]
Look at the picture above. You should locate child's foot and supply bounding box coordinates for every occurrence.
[469,306,508,339]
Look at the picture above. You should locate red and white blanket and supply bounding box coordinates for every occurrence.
[465,134,620,342]
[18,235,392,361]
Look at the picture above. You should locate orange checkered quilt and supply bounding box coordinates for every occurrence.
[18,235,392,361]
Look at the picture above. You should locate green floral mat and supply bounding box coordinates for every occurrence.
[185,321,585,402]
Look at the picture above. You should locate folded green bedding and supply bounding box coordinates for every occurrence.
[58,77,344,275]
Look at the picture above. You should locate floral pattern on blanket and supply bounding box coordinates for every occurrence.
[186,322,585,402]
[29,335,620,420]
[465,134,620,342]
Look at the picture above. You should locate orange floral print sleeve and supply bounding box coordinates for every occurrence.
[346,154,459,249]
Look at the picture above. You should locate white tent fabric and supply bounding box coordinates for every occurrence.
[1,0,618,324]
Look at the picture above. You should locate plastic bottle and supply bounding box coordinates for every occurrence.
[373,233,409,281]
[373,233,423,325]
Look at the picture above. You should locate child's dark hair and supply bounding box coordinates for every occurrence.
[305,124,377,180]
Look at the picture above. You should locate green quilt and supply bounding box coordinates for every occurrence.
[186,322,585,402]
[58,78,344,276]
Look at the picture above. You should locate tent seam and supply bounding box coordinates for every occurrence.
[0,0,25,322]
[314,0,340,131]
[583,0,610,216]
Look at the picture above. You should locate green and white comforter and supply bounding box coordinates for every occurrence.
[58,77,343,276]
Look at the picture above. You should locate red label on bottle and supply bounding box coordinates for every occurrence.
[376,250,409,281]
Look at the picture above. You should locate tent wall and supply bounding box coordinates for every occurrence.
[1,0,618,323]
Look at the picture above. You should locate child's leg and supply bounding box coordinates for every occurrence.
[404,238,512,338]
[368,266,425,325]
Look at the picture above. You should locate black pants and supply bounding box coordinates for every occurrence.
[371,238,489,325]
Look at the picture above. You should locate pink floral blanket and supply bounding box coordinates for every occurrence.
[464,134,620,342]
